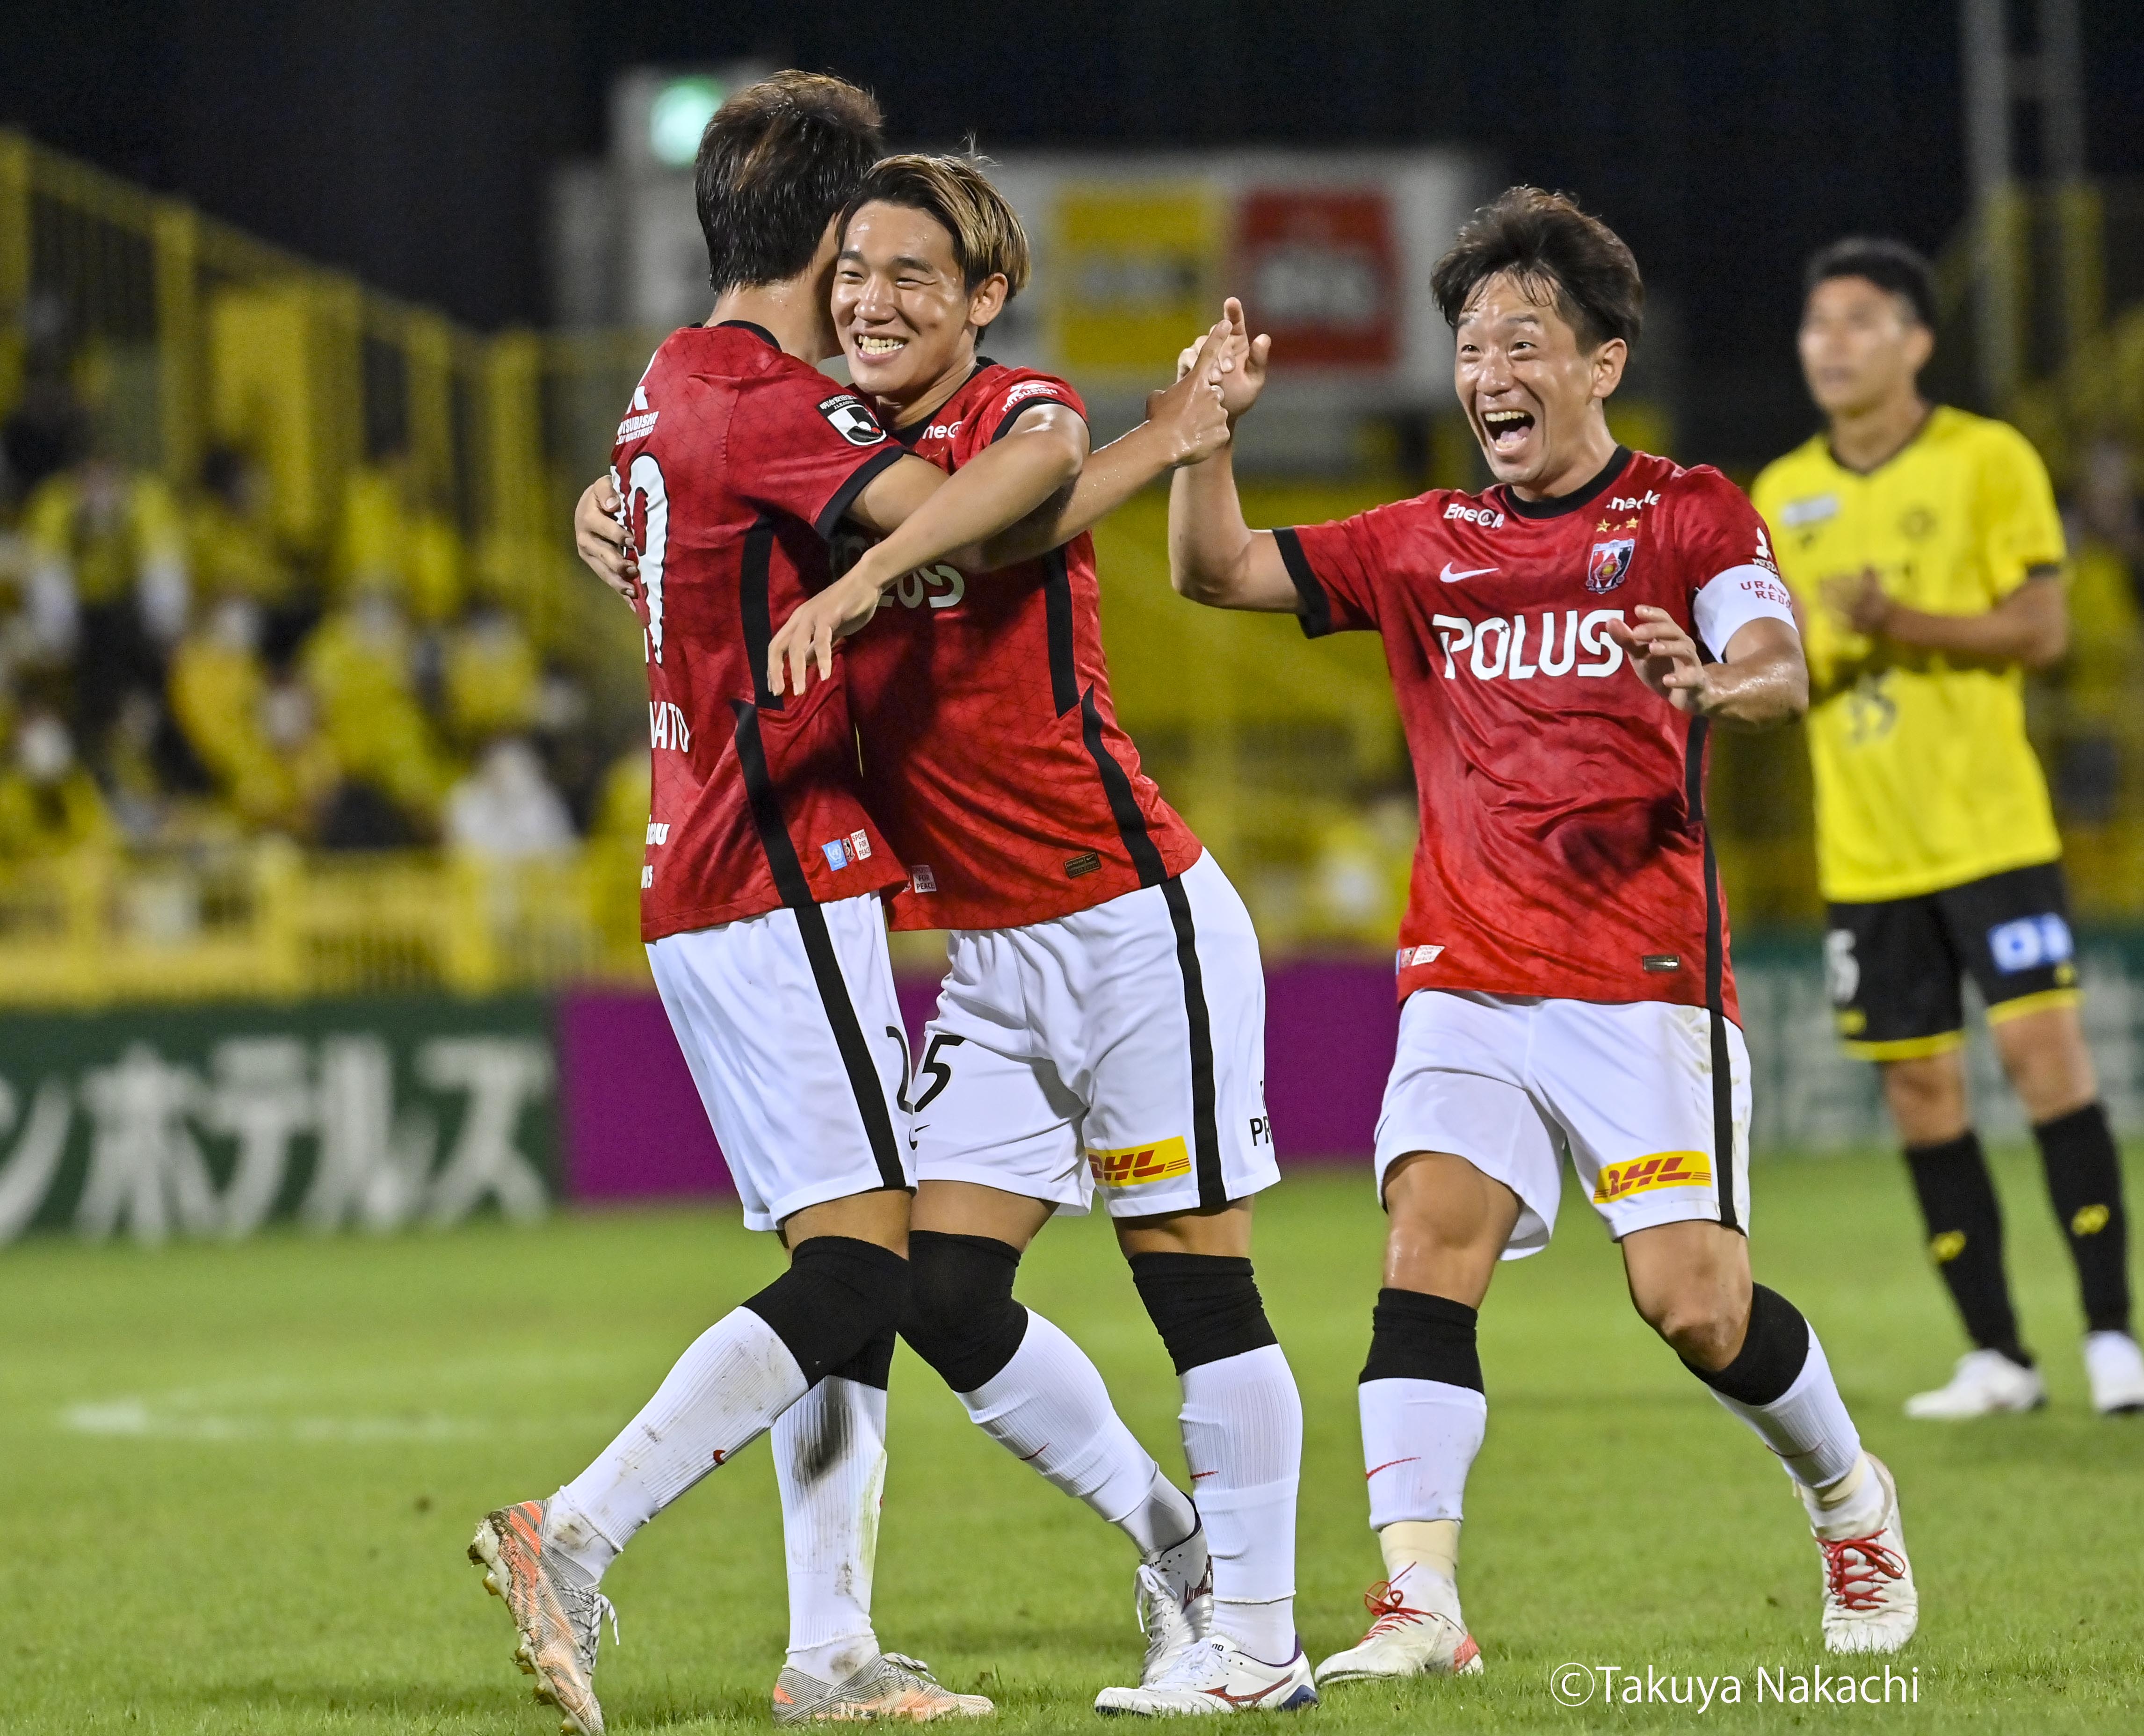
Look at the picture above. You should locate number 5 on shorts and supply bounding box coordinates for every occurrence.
[902,1033,965,1114]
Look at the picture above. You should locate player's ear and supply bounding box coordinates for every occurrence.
[1590,336,1629,402]
[1903,320,1934,376]
[968,273,1009,332]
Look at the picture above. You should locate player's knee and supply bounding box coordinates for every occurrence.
[1680,1284,1813,1404]
[1129,1251,1278,1375]
[900,1230,1029,1392]
[743,1235,909,1386]
[1632,1268,1750,1368]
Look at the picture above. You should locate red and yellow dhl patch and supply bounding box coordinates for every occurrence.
[1088,1136,1191,1189]
[1593,1150,1713,1205]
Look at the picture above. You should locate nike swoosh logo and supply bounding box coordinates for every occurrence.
[1440,563,1497,583]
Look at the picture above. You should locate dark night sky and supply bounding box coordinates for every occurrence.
[6,0,2144,464]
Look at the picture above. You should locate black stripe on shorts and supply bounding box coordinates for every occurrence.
[1158,874,1228,1213]
[1684,713,1739,1233]
[729,702,906,1193]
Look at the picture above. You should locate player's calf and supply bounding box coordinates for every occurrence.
[1677,1283,1919,1653]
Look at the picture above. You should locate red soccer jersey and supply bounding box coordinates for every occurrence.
[840,363,1202,930]
[614,321,907,940]
[1279,447,1796,1018]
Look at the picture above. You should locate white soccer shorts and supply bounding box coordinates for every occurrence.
[1372,989,1753,1257]
[911,851,1280,1219]
[647,892,914,1233]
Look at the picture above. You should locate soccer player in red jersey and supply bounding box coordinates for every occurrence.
[471,76,1014,1732]
[1166,188,1920,1674]
[579,156,1312,1714]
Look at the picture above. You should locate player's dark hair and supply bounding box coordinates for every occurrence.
[1431,186,1643,353]
[1802,236,1936,329]
[694,71,885,298]
[840,153,1032,299]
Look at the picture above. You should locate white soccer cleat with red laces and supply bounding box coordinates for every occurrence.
[1814,1454,1919,1655]
[1094,1635,1318,1716]
[1132,1526,1214,1685]
[1313,1573,1482,1684]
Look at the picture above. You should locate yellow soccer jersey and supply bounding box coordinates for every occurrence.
[1752,406,2065,903]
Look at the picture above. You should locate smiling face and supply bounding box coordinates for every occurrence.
[1453,271,1626,497]
[1797,274,1932,421]
[834,201,1008,420]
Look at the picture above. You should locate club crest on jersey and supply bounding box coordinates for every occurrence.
[818,393,887,447]
[1586,537,1636,593]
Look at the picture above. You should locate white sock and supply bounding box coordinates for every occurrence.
[553,1307,808,1576]
[774,1375,887,1683]
[1377,1521,1463,1620]
[1358,1377,1486,1529]
[959,1310,1170,1545]
[1800,1450,1886,1540]
[1704,1325,1863,1495]
[1180,1344,1301,1664]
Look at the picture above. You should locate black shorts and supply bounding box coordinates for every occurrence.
[1825,860,2080,1059]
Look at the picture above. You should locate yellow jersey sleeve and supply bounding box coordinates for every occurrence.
[1971,421,2065,600]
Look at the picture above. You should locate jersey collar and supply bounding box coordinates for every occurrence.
[711,319,782,350]
[1824,402,1936,477]
[888,357,997,447]
[1497,445,1633,520]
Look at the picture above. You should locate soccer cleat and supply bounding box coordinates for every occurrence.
[2084,1331,2144,1415]
[1903,1348,2045,1419]
[1094,1635,1318,1716]
[1813,1455,1918,1655]
[770,1652,994,1724]
[1314,1572,1482,1683]
[469,1499,618,1736]
[1133,1526,1214,1685]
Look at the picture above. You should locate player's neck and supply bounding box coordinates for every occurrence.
[706,280,832,364]
[1826,390,1929,475]
[1506,419,1621,503]
[883,346,980,431]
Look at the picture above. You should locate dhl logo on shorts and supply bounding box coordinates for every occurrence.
[1088,1136,1191,1189]
[1592,1150,1713,1205]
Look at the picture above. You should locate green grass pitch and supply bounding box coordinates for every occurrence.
[4,1146,2139,1734]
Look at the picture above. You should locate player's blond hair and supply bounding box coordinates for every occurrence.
[841,153,1032,298]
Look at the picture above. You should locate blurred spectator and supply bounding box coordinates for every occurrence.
[21,455,190,757]
[445,737,574,858]
[0,709,115,858]
[300,587,456,837]
[2055,438,2144,824]
[169,597,336,832]
[591,745,651,850]
[335,454,464,625]
[443,604,542,747]
[190,446,315,662]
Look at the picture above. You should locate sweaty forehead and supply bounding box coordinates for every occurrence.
[1457,273,1566,331]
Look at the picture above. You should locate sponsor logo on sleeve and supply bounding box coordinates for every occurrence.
[1586,538,1636,593]
[1753,525,1781,574]
[1001,378,1064,410]
[1442,500,1506,529]
[818,393,888,447]
[1088,1136,1192,1188]
[1592,1150,1714,1205]
[1396,944,1444,970]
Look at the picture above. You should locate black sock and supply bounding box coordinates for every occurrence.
[2034,1101,2133,1336]
[1904,1131,2031,1366]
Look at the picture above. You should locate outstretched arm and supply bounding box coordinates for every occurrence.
[1607,608,1808,730]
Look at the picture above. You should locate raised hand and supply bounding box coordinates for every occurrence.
[1606,605,1715,716]
[1176,297,1272,424]
[1146,322,1233,467]
[575,474,638,602]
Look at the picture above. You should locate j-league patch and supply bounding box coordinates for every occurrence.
[818,393,887,447]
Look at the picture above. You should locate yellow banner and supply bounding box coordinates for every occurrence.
[1052,184,1220,376]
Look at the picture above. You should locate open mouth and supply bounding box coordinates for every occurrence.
[852,333,908,357]
[1480,407,1535,454]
